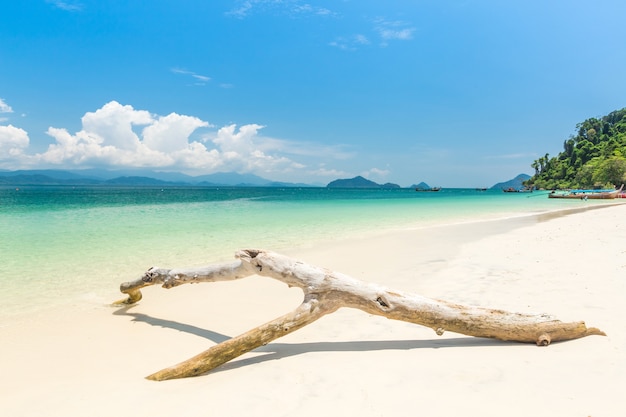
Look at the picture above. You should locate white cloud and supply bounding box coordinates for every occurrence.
[330,34,371,51]
[33,101,212,170]
[374,18,415,46]
[354,34,370,45]
[171,68,211,85]
[143,113,210,153]
[46,0,83,12]
[331,17,415,51]
[0,125,30,160]
[212,123,265,153]
[368,167,390,176]
[362,167,390,179]
[1,101,354,182]
[209,124,304,173]
[292,4,334,17]
[0,98,14,114]
[80,101,152,150]
[227,1,253,18]
[1,101,324,177]
[308,165,348,178]
[256,137,354,160]
[227,0,337,19]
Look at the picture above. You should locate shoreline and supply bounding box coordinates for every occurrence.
[1,201,623,325]
[3,200,620,321]
[1,203,625,416]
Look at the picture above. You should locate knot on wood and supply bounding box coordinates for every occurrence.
[536,333,551,346]
[375,296,389,308]
[240,249,262,259]
[142,270,157,283]
[162,275,181,289]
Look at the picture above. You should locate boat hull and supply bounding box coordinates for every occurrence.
[548,193,619,199]
[548,185,624,199]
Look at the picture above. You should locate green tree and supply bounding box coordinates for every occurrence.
[529,108,626,189]
[531,160,539,176]
[574,160,598,187]
[593,156,626,187]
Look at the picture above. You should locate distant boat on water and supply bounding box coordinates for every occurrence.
[548,184,624,199]
[415,186,441,192]
[502,187,533,193]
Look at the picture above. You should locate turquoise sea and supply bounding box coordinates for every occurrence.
[0,185,610,321]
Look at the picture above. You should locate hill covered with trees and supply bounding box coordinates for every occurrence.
[527,108,626,189]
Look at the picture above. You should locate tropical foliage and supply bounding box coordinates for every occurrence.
[527,108,626,189]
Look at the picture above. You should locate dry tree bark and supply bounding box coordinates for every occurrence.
[116,249,605,381]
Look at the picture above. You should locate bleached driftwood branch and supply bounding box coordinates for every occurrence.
[116,249,605,381]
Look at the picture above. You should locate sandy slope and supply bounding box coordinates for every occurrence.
[1,204,624,417]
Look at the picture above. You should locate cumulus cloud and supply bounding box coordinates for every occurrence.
[0,100,348,180]
[0,125,29,160]
[80,101,153,150]
[209,124,304,173]
[0,98,13,114]
[34,101,215,170]
[143,113,210,153]
[0,98,13,123]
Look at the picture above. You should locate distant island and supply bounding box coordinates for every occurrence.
[326,176,400,189]
[490,174,531,191]
[0,169,532,191]
[411,182,441,191]
[0,169,313,187]
[411,181,431,190]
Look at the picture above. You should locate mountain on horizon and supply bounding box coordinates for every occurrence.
[0,169,312,187]
[0,169,533,189]
[326,176,400,189]
[411,181,432,190]
[490,173,531,190]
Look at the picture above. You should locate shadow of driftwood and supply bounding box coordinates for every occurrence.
[114,306,513,375]
[214,337,509,375]
[113,306,231,343]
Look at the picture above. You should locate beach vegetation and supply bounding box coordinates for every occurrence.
[528,108,626,189]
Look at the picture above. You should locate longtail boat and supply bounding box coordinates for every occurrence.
[548,184,624,199]
[502,187,533,193]
[415,186,441,192]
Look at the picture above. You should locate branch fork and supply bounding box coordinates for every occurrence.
[116,249,605,381]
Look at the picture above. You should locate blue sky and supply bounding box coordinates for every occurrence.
[1,0,625,187]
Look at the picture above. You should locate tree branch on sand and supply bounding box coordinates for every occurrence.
[115,249,606,381]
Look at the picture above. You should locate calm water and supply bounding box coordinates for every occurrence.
[0,186,604,320]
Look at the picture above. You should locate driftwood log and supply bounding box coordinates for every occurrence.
[116,249,605,381]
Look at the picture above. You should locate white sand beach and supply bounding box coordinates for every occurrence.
[1,204,625,417]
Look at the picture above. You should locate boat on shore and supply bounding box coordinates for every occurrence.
[415,186,441,192]
[548,184,624,199]
[502,187,533,193]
